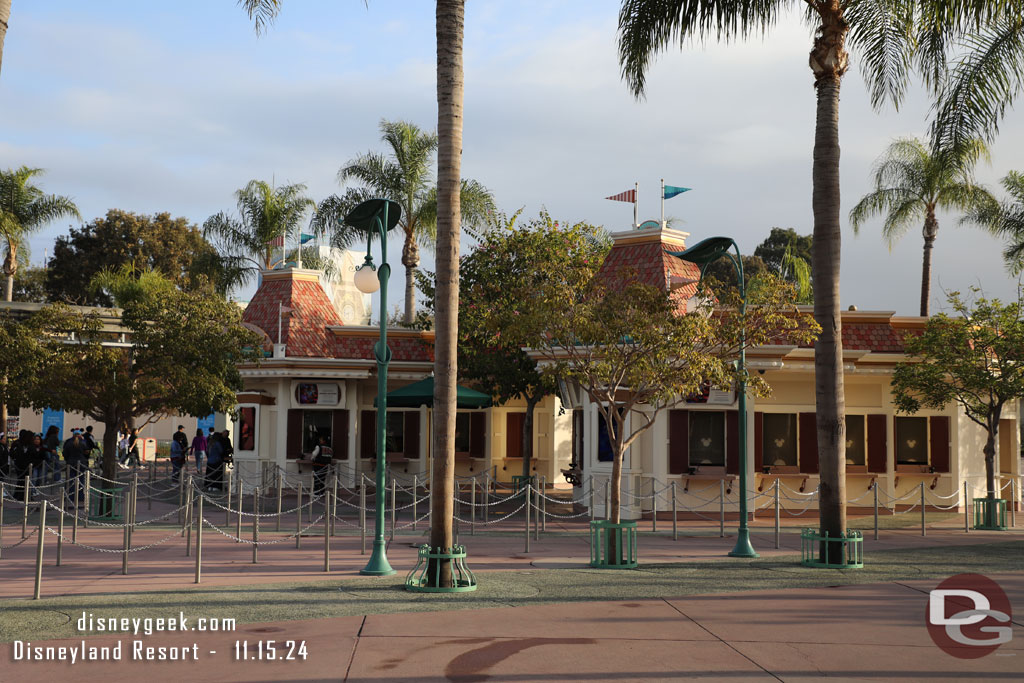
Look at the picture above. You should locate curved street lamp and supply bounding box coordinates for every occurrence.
[346,198,402,575]
[669,236,759,558]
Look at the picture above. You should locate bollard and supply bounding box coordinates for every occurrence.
[719,479,725,538]
[604,478,610,521]
[323,487,331,573]
[178,471,185,525]
[296,483,302,549]
[72,476,80,544]
[121,490,129,576]
[470,478,476,536]
[540,475,547,532]
[589,476,595,522]
[148,461,154,511]
[235,475,243,543]
[413,474,419,531]
[359,481,366,554]
[651,478,657,533]
[920,482,926,537]
[1011,479,1017,528]
[56,491,65,566]
[131,472,139,545]
[671,481,678,541]
[22,475,30,539]
[524,482,531,553]
[964,481,970,533]
[253,487,259,564]
[872,481,879,541]
[33,499,46,600]
[225,470,232,526]
[195,494,203,584]
[185,483,193,556]
[534,481,540,541]
[331,473,338,537]
[482,475,488,526]
[84,470,91,529]
[0,483,4,559]
[276,470,283,533]
[390,477,396,542]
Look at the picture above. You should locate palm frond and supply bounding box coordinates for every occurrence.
[846,0,915,109]
[238,0,281,36]
[849,187,920,234]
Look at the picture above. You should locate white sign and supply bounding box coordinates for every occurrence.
[707,388,734,405]
[294,382,342,407]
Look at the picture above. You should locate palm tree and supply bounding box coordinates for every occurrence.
[963,171,1024,270]
[321,119,494,324]
[850,137,996,316]
[0,166,80,301]
[617,1,1004,551]
[0,1,10,80]
[202,179,315,290]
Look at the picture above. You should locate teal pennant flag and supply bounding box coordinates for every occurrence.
[299,232,315,244]
[663,185,691,200]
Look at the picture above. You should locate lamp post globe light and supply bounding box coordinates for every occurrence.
[669,237,759,558]
[346,198,402,576]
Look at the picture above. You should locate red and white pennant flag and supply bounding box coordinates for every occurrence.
[267,235,286,248]
[605,189,636,203]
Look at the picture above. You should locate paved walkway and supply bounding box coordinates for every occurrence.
[1,575,1020,681]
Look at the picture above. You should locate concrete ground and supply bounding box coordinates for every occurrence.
[1,489,1022,681]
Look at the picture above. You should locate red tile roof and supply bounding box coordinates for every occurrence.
[242,271,340,357]
[594,230,702,313]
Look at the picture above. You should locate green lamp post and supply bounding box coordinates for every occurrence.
[669,236,759,558]
[346,198,402,576]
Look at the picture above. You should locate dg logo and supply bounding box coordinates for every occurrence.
[927,573,1014,658]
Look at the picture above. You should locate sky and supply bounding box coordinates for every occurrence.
[3,0,1022,317]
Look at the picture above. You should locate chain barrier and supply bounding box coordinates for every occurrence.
[201,514,325,545]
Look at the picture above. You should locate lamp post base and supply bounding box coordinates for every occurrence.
[728,527,759,558]
[360,540,396,576]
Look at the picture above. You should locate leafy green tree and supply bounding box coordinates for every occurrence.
[12,266,48,303]
[47,209,220,305]
[314,119,495,324]
[703,254,767,291]
[891,288,1024,527]
[0,166,80,302]
[962,171,1024,271]
[14,268,262,478]
[473,215,817,529]
[203,179,316,291]
[850,137,995,316]
[617,0,1008,546]
[755,228,813,274]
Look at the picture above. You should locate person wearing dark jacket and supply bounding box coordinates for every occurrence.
[205,432,224,492]
[126,428,140,468]
[42,425,61,484]
[0,432,9,485]
[9,431,33,499]
[62,431,88,501]
[172,425,189,469]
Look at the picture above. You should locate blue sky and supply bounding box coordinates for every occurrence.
[3,1,1022,315]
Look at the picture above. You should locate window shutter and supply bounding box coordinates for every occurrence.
[798,412,819,474]
[286,409,303,459]
[668,409,688,475]
[404,412,420,459]
[331,409,349,460]
[753,412,764,472]
[360,410,376,459]
[726,411,739,474]
[469,412,486,458]
[929,416,950,473]
[867,414,887,473]
[506,413,525,459]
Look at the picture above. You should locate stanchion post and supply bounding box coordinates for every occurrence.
[470,478,476,536]
[774,480,780,549]
[121,489,129,576]
[296,483,302,549]
[1011,479,1017,528]
[185,482,193,556]
[719,479,725,538]
[323,486,330,573]
[413,474,419,531]
[148,461,154,511]
[83,470,91,529]
[524,482,531,553]
[178,471,185,525]
[604,477,610,521]
[194,494,203,584]
[72,476,80,544]
[540,475,547,532]
[0,482,5,559]
[225,469,232,526]
[964,480,970,532]
[920,482,926,537]
[533,481,540,541]
[252,486,259,564]
[872,481,879,540]
[22,475,29,539]
[482,474,488,526]
[56,491,64,566]
[235,474,243,543]
[589,475,595,522]
[331,472,338,537]
[651,477,657,533]
[359,480,366,554]
[671,481,678,541]
[276,470,283,532]
[390,477,396,543]
[131,472,138,545]
[33,499,46,599]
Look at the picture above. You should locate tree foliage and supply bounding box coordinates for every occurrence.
[12,266,48,303]
[963,170,1024,272]
[47,209,219,305]
[891,288,1024,502]
[471,214,817,522]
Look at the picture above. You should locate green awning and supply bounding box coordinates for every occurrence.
[373,377,492,409]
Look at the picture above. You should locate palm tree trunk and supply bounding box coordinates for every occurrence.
[810,5,848,558]
[402,235,420,324]
[429,0,465,585]
[0,0,10,79]
[920,211,938,317]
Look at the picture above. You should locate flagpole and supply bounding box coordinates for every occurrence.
[278,301,283,345]
[296,228,302,269]
[634,182,639,229]
[661,178,665,230]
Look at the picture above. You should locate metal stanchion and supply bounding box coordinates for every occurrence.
[33,499,46,600]
[534,482,540,541]
[225,469,232,526]
[964,481,970,532]
[589,475,595,521]
[131,472,138,547]
[390,477,396,542]
[920,482,926,537]
[253,487,259,564]
[0,483,5,559]
[72,476,80,544]
[22,475,30,539]
[540,475,547,532]
[83,470,91,528]
[774,480,780,549]
[604,478,610,521]
[360,479,366,554]
[178,471,185,525]
[148,461,154,510]
[235,475,243,543]
[719,479,725,538]
[413,474,419,531]
[671,481,679,541]
[1011,479,1017,528]
[194,494,203,584]
[323,487,331,573]
[651,477,657,533]
[873,481,879,541]
[56,492,65,566]
[276,469,283,533]
[296,483,302,549]
[331,472,338,537]
[470,478,476,536]
[185,482,193,556]
[121,490,129,576]
[524,482,531,553]
[482,475,488,526]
